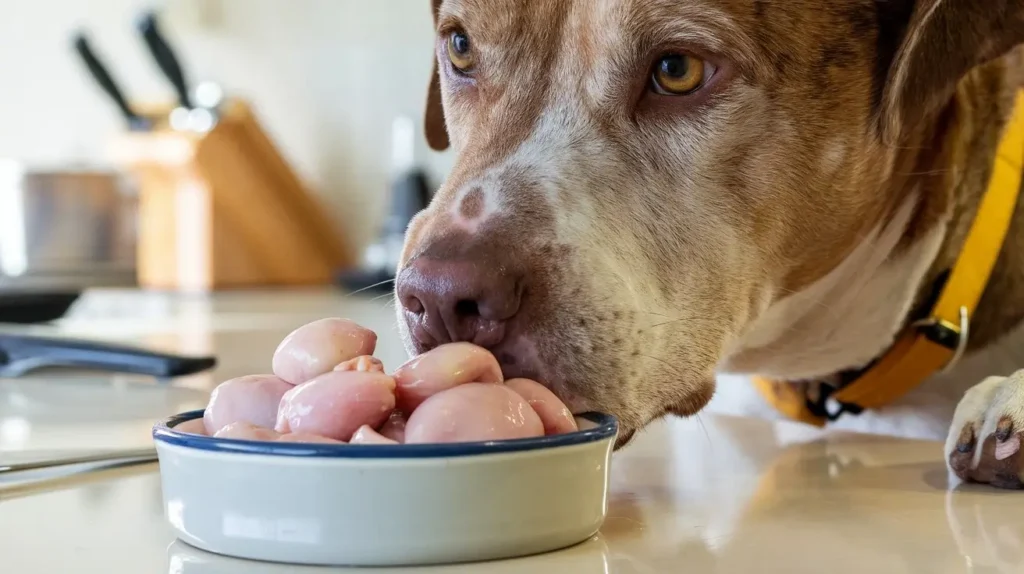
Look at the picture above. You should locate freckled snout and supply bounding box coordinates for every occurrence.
[397,254,524,350]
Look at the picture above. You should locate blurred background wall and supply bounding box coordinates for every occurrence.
[0,0,453,256]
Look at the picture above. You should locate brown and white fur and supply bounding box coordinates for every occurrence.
[396,0,1024,488]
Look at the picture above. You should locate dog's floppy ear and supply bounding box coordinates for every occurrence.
[879,0,1024,144]
[424,0,450,151]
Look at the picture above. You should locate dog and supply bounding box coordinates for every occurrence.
[394,0,1024,489]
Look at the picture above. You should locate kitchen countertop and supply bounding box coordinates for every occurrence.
[1,288,1021,573]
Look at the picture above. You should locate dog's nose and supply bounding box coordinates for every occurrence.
[398,257,523,349]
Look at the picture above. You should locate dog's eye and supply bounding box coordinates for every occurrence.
[651,54,709,95]
[447,30,475,73]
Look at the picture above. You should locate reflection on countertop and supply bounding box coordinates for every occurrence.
[1,288,1021,573]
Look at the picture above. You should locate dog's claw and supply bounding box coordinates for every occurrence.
[955,424,976,453]
[947,373,1024,489]
[995,416,1014,442]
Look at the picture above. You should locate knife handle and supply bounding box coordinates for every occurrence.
[136,11,193,109]
[71,33,146,129]
[0,334,216,379]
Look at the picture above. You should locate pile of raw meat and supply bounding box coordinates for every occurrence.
[174,318,578,445]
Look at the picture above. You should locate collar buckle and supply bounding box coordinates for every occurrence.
[911,306,970,373]
[804,391,863,422]
[804,383,863,422]
[805,305,970,422]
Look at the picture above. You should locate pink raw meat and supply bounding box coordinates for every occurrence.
[405,383,544,444]
[277,432,345,444]
[379,411,408,443]
[273,318,378,385]
[393,343,503,412]
[203,375,293,435]
[214,422,282,441]
[505,378,578,435]
[334,355,385,373]
[276,370,397,441]
[175,418,208,436]
[350,425,399,445]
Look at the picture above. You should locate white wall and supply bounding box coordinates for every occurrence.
[0,0,453,255]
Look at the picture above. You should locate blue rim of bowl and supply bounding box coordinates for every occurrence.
[152,410,618,459]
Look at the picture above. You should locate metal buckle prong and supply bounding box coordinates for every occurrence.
[911,306,970,373]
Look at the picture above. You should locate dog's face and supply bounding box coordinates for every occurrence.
[397,0,1024,442]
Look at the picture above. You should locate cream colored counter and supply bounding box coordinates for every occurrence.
[0,289,1019,573]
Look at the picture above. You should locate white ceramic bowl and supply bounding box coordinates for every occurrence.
[152,410,617,567]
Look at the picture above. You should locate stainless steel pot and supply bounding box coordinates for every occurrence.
[0,160,137,292]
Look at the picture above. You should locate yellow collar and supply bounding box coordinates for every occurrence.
[753,90,1024,427]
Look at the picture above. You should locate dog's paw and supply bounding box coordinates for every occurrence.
[946,372,1024,489]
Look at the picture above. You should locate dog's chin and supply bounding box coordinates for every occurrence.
[613,428,637,450]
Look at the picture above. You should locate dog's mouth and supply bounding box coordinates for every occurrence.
[499,351,636,450]
[407,320,640,441]
[493,347,581,408]
[490,337,596,410]
[489,336,550,380]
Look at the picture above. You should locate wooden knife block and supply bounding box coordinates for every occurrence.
[109,98,353,291]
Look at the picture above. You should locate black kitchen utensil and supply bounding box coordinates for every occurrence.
[337,117,433,295]
[71,32,150,131]
[336,170,432,295]
[136,10,193,110]
[0,333,216,379]
[0,291,82,324]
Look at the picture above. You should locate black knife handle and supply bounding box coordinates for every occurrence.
[72,33,146,129]
[136,11,193,109]
[0,334,216,379]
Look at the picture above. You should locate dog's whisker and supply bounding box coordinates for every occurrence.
[638,310,673,318]
[369,291,397,304]
[345,279,396,298]
[771,286,844,322]
[739,313,839,344]
[877,142,933,151]
[637,353,675,368]
[896,168,952,176]
[635,354,693,385]
[643,283,848,333]
[696,414,712,445]
[646,317,689,329]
